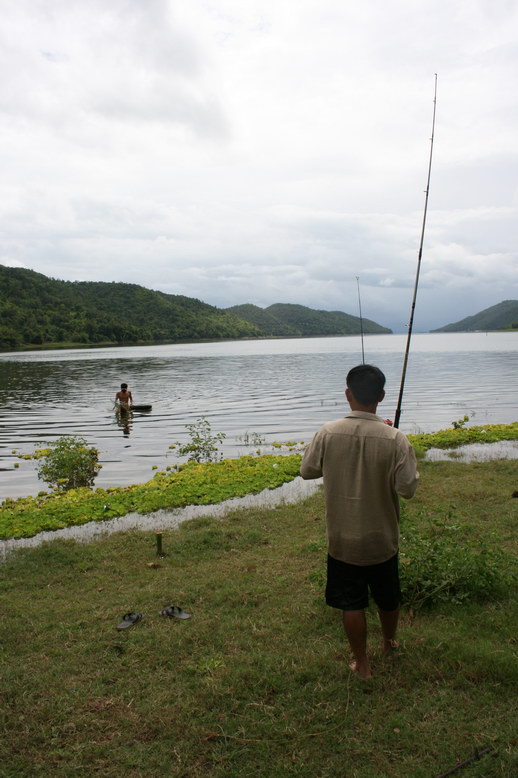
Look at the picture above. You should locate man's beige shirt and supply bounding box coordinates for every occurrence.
[300,411,419,566]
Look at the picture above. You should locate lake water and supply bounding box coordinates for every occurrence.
[1,332,517,500]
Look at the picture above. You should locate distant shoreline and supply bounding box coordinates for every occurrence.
[2,329,516,355]
[0,332,390,355]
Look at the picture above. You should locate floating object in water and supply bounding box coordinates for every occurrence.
[116,403,152,412]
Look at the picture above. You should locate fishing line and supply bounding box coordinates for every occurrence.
[356,276,365,364]
[394,74,438,429]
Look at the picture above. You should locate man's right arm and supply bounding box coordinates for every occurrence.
[394,435,419,498]
[300,429,324,480]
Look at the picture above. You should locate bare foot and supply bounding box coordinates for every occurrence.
[349,661,372,679]
[382,638,399,653]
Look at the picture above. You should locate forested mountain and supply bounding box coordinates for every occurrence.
[226,303,391,336]
[0,266,260,349]
[432,300,518,332]
[0,265,391,350]
[224,304,299,336]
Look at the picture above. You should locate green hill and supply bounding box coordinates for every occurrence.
[227,302,391,336]
[224,304,299,336]
[0,266,260,349]
[0,265,391,350]
[432,300,518,332]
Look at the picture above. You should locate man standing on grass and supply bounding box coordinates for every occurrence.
[300,364,419,678]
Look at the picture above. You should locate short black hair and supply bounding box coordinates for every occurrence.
[346,364,386,404]
[121,383,128,389]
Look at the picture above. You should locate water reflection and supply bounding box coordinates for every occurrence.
[115,407,133,437]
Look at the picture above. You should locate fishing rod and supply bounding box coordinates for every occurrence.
[356,276,365,364]
[394,74,438,429]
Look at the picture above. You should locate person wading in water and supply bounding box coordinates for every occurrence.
[115,383,133,409]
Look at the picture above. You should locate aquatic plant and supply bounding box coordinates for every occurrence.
[236,431,266,447]
[177,417,226,463]
[451,414,471,429]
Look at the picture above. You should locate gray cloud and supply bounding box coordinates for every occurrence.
[1,0,517,332]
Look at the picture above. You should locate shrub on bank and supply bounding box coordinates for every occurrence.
[399,505,517,608]
[308,504,517,610]
[36,435,101,491]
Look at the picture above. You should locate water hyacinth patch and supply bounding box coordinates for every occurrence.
[407,421,518,457]
[0,455,302,540]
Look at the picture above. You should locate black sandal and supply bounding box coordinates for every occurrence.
[159,605,192,620]
[116,612,144,630]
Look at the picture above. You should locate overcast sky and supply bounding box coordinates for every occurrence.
[1,0,517,332]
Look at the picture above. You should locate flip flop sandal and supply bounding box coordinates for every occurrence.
[159,605,192,620]
[116,612,144,630]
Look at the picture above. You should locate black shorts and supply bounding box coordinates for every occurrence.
[325,553,400,611]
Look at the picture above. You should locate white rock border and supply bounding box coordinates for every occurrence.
[424,439,518,463]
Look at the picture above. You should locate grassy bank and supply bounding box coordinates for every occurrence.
[2,422,518,542]
[1,457,517,777]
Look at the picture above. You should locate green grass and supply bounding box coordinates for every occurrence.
[1,459,517,776]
